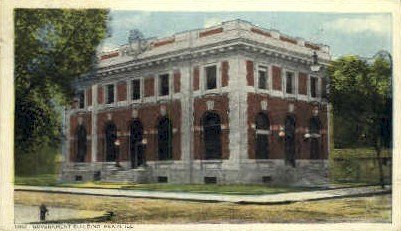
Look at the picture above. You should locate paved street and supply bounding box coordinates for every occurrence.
[14,185,391,204]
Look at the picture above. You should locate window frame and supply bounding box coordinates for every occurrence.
[158,73,170,97]
[77,90,85,109]
[257,65,269,91]
[204,64,218,91]
[104,83,116,105]
[131,78,142,101]
[310,75,319,99]
[285,70,296,95]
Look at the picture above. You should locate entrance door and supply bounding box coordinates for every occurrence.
[284,115,296,167]
[202,112,222,160]
[105,122,117,162]
[310,116,321,159]
[130,119,143,168]
[255,113,270,159]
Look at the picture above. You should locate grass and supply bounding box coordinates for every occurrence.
[14,174,59,186]
[14,191,392,223]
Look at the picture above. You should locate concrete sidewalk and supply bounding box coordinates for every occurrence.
[14,185,391,205]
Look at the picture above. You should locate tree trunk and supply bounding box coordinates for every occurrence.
[375,146,385,189]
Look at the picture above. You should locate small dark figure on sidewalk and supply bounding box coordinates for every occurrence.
[39,204,49,221]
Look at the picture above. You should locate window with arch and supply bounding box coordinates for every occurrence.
[75,125,87,162]
[130,119,144,167]
[157,116,173,160]
[310,116,321,159]
[202,112,222,159]
[105,122,117,162]
[284,115,296,166]
[255,112,270,159]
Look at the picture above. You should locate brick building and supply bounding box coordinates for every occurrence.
[61,20,331,186]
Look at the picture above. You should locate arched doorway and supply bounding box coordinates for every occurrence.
[157,116,173,160]
[105,122,117,162]
[255,112,270,159]
[130,119,144,168]
[284,115,296,167]
[202,112,222,160]
[75,125,87,162]
[310,116,321,159]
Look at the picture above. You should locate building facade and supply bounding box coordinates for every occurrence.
[61,20,331,186]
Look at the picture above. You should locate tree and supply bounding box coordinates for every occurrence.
[328,55,392,187]
[14,9,109,175]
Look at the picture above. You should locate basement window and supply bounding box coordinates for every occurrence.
[157,176,168,183]
[204,177,217,184]
[262,176,272,183]
[93,171,101,181]
[75,175,83,181]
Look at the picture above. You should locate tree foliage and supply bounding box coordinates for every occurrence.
[14,9,109,175]
[328,55,392,149]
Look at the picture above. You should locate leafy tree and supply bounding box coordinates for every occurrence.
[328,55,392,187]
[14,9,109,175]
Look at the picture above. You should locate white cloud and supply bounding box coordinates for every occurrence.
[324,15,391,35]
[204,17,223,28]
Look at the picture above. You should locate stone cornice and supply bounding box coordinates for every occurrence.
[75,38,330,86]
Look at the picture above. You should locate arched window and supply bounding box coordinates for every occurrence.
[255,113,270,159]
[75,125,87,162]
[105,122,117,162]
[157,116,172,160]
[202,112,222,160]
[284,115,296,167]
[130,119,144,168]
[310,116,321,159]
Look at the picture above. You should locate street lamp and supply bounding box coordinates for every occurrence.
[114,139,121,167]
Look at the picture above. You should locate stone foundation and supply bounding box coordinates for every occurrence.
[60,159,328,187]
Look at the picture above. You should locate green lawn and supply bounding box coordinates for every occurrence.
[15,175,318,195]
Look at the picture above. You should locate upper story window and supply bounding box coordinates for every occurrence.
[132,79,141,100]
[285,71,295,94]
[258,66,268,90]
[78,90,85,109]
[205,65,217,90]
[310,76,318,98]
[106,84,115,104]
[159,74,169,96]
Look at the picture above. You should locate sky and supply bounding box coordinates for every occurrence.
[100,11,392,59]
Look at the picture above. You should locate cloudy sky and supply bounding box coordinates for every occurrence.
[100,11,392,59]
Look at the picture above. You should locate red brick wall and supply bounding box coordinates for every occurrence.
[174,70,181,93]
[193,94,229,160]
[86,88,92,106]
[95,101,182,162]
[247,93,328,160]
[117,82,127,101]
[298,72,308,95]
[221,61,229,87]
[246,60,254,86]
[193,66,200,91]
[69,113,92,162]
[97,86,104,104]
[272,66,282,91]
[144,77,155,97]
